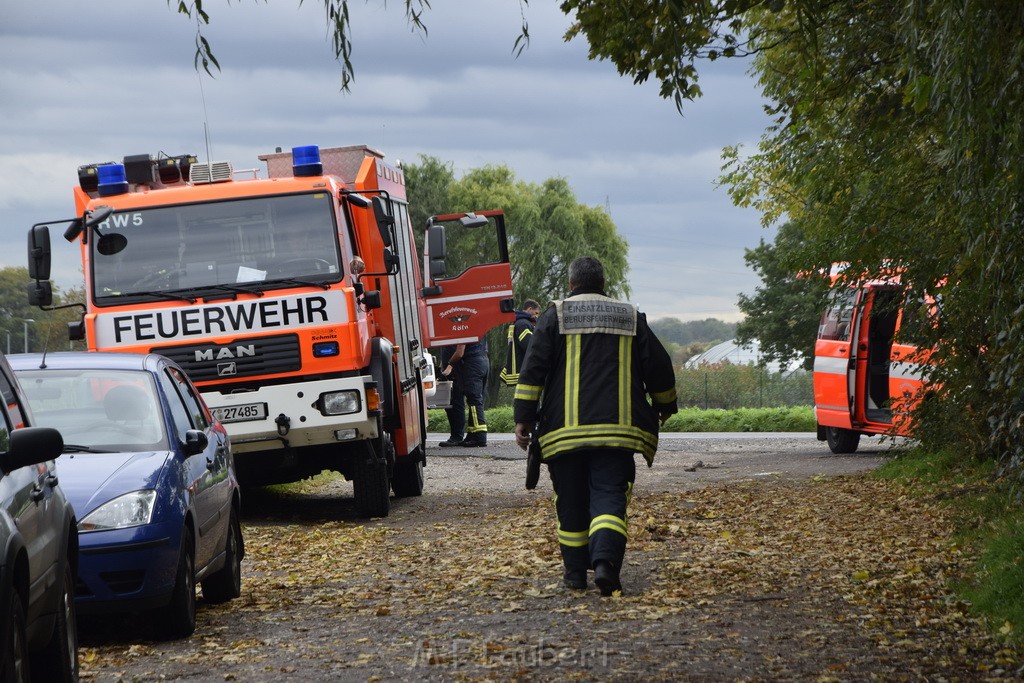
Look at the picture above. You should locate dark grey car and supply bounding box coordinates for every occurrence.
[0,352,78,683]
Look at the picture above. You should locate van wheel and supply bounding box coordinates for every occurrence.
[2,590,30,683]
[32,561,78,683]
[158,528,196,640]
[353,440,391,518]
[825,426,861,454]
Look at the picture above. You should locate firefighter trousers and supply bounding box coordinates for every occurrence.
[461,352,488,436]
[547,448,635,573]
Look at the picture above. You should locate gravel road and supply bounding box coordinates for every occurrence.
[77,433,919,682]
[422,432,895,494]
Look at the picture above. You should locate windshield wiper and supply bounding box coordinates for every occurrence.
[138,290,198,304]
[63,444,115,453]
[168,283,267,302]
[208,283,266,297]
[261,277,331,291]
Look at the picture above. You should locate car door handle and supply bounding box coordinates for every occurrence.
[206,458,217,471]
[46,474,59,487]
[31,485,45,502]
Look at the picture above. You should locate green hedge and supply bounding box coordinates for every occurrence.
[428,405,815,433]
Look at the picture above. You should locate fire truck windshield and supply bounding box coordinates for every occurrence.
[91,193,342,303]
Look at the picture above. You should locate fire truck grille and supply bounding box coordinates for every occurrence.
[151,334,301,382]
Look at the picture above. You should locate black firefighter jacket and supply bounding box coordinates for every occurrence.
[500,310,536,386]
[513,290,678,465]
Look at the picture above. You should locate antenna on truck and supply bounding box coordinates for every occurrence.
[197,71,214,163]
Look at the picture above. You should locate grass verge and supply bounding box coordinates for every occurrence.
[874,447,1024,643]
[427,405,816,434]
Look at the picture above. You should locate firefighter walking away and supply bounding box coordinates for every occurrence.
[513,256,677,595]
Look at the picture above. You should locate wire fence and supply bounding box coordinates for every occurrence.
[488,363,813,411]
[675,364,813,410]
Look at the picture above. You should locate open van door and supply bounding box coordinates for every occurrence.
[422,210,515,345]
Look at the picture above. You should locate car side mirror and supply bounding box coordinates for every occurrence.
[0,427,64,475]
[183,429,209,456]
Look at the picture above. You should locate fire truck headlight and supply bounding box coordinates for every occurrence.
[318,390,361,416]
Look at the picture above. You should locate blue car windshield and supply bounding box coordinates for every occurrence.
[15,369,169,451]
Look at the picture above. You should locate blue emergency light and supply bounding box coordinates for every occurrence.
[97,164,129,197]
[293,145,323,177]
[312,341,340,358]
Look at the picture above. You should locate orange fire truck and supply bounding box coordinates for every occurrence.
[813,268,931,453]
[26,144,514,516]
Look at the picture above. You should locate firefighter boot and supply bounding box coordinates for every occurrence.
[439,436,464,447]
[563,569,587,590]
[594,560,622,597]
[459,434,487,447]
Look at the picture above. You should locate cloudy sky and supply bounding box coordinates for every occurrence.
[0,0,773,323]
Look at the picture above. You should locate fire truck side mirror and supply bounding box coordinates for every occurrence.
[427,225,446,278]
[96,232,128,256]
[28,225,52,281]
[361,290,382,310]
[459,212,490,229]
[383,248,400,274]
[371,197,394,248]
[27,281,53,308]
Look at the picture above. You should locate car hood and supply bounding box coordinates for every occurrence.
[55,450,173,517]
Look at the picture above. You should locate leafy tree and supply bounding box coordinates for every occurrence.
[648,317,686,346]
[0,267,87,354]
[403,154,455,253]
[735,221,829,371]
[649,317,737,346]
[406,157,629,307]
[718,2,1024,483]
[405,156,630,405]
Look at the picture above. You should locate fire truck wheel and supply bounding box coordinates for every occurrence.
[391,455,424,497]
[825,426,861,454]
[353,442,391,518]
[374,431,396,481]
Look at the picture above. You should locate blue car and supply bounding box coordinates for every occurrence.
[11,352,242,640]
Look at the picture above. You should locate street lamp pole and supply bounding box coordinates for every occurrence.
[23,319,35,354]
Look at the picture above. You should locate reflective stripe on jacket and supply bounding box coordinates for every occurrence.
[513,292,678,466]
[500,311,536,386]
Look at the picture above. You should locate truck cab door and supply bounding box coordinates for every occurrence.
[422,210,515,345]
[856,285,906,428]
[813,287,861,429]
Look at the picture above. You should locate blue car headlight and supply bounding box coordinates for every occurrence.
[78,490,157,532]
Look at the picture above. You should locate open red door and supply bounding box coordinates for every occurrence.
[422,210,515,345]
